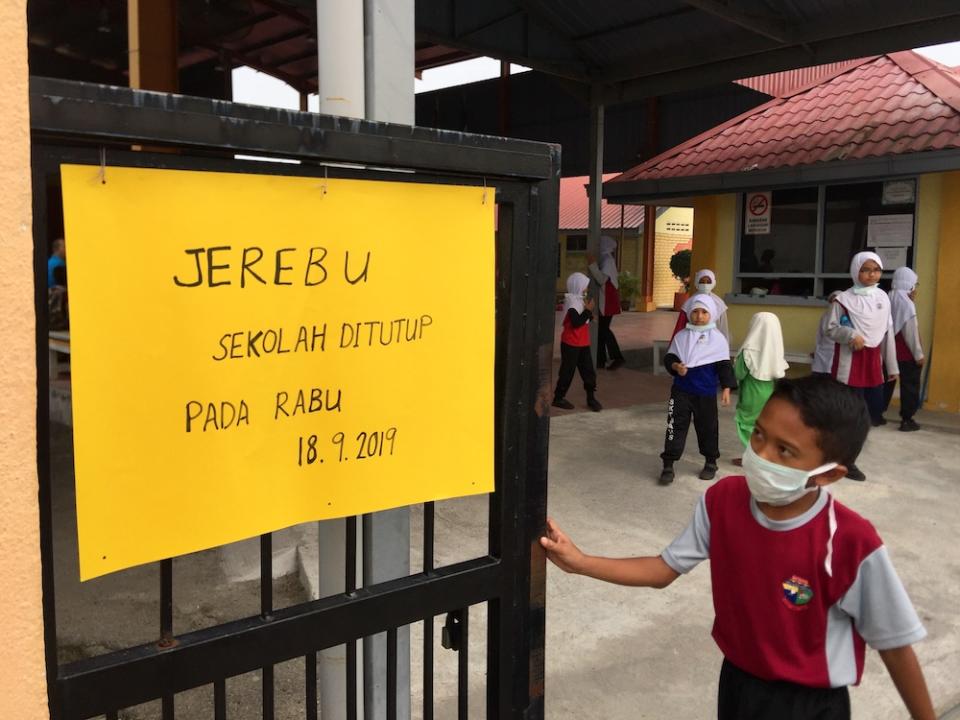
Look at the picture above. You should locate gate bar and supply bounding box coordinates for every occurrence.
[29,78,554,181]
[57,558,500,719]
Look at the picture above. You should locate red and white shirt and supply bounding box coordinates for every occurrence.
[662,476,925,688]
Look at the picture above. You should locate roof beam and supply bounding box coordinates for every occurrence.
[617,13,960,104]
[680,1,791,43]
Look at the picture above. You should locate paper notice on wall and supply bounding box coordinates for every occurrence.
[867,214,913,247]
[875,246,908,269]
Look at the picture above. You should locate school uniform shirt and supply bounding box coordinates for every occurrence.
[662,477,926,688]
[894,318,923,363]
[560,308,592,347]
[824,301,898,387]
[811,308,837,374]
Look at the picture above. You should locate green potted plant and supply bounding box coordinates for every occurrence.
[617,270,639,311]
[669,249,692,311]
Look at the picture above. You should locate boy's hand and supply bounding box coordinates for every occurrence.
[917,356,926,367]
[720,388,731,406]
[851,335,866,351]
[888,373,899,383]
[584,297,596,312]
[540,517,587,575]
[672,362,688,376]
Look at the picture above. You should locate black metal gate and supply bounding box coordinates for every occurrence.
[32,77,558,720]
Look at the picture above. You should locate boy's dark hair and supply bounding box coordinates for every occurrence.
[770,375,870,467]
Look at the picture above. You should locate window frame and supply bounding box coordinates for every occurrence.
[733,179,919,299]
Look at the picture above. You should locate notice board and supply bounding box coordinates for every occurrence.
[61,165,495,580]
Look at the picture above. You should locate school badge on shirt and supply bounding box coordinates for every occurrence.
[782,575,814,610]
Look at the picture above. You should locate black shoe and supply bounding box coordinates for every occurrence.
[899,418,920,432]
[607,358,625,370]
[586,395,603,412]
[872,417,887,427]
[699,462,718,481]
[552,397,574,410]
[846,465,866,482]
[658,466,675,485]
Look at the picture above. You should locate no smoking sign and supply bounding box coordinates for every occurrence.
[745,191,771,234]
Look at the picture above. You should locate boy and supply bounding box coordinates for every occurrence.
[542,375,934,719]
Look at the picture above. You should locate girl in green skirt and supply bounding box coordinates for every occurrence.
[734,312,788,460]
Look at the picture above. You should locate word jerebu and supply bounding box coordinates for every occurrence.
[173,246,371,288]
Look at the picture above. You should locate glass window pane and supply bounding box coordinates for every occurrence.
[822,181,915,273]
[739,187,818,274]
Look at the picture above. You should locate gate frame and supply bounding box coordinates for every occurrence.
[31,76,559,720]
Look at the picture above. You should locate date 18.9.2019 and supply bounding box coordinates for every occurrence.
[297,428,398,466]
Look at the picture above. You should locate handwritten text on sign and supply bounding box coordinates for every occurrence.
[61,165,495,580]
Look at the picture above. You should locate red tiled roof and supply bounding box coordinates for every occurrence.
[559,173,645,230]
[610,51,960,185]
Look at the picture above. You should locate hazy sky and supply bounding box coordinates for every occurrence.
[232,41,960,112]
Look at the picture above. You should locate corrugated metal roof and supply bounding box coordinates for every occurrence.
[735,59,870,97]
[559,174,645,230]
[609,51,960,185]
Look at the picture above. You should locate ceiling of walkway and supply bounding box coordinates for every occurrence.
[27,0,960,102]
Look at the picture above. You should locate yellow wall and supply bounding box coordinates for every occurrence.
[692,179,947,408]
[652,207,694,307]
[690,194,737,299]
[0,1,48,717]
[928,172,960,411]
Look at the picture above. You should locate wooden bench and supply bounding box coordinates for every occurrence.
[48,330,70,379]
[652,339,811,376]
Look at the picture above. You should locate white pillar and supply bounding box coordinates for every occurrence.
[315,1,413,719]
[316,2,367,718]
[361,3,413,719]
[317,0,365,118]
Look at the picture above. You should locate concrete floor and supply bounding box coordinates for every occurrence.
[542,402,960,720]
[48,310,960,718]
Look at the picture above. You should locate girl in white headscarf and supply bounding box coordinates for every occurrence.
[671,269,731,343]
[882,266,924,431]
[825,251,899,480]
[553,272,603,412]
[734,312,788,450]
[659,294,736,485]
[587,236,626,370]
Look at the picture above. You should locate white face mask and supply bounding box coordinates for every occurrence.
[697,281,715,293]
[742,443,837,506]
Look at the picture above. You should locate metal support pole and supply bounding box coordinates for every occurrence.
[587,84,605,359]
[362,1,413,717]
[640,205,657,312]
[316,2,367,718]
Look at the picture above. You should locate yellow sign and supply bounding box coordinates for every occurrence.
[61,165,495,580]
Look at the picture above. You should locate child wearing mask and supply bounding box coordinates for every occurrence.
[671,268,731,343]
[660,295,735,484]
[825,251,898,481]
[541,375,934,720]
[553,272,603,412]
[883,267,925,432]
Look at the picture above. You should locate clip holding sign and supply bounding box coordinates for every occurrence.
[99,147,107,185]
[318,165,328,197]
[482,177,488,204]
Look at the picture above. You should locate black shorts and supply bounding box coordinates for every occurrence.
[718,659,850,720]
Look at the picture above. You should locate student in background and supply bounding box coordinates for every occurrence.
[671,269,731,343]
[825,252,899,482]
[553,272,603,412]
[883,267,924,432]
[811,291,842,376]
[733,312,788,463]
[659,295,735,485]
[586,236,626,370]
